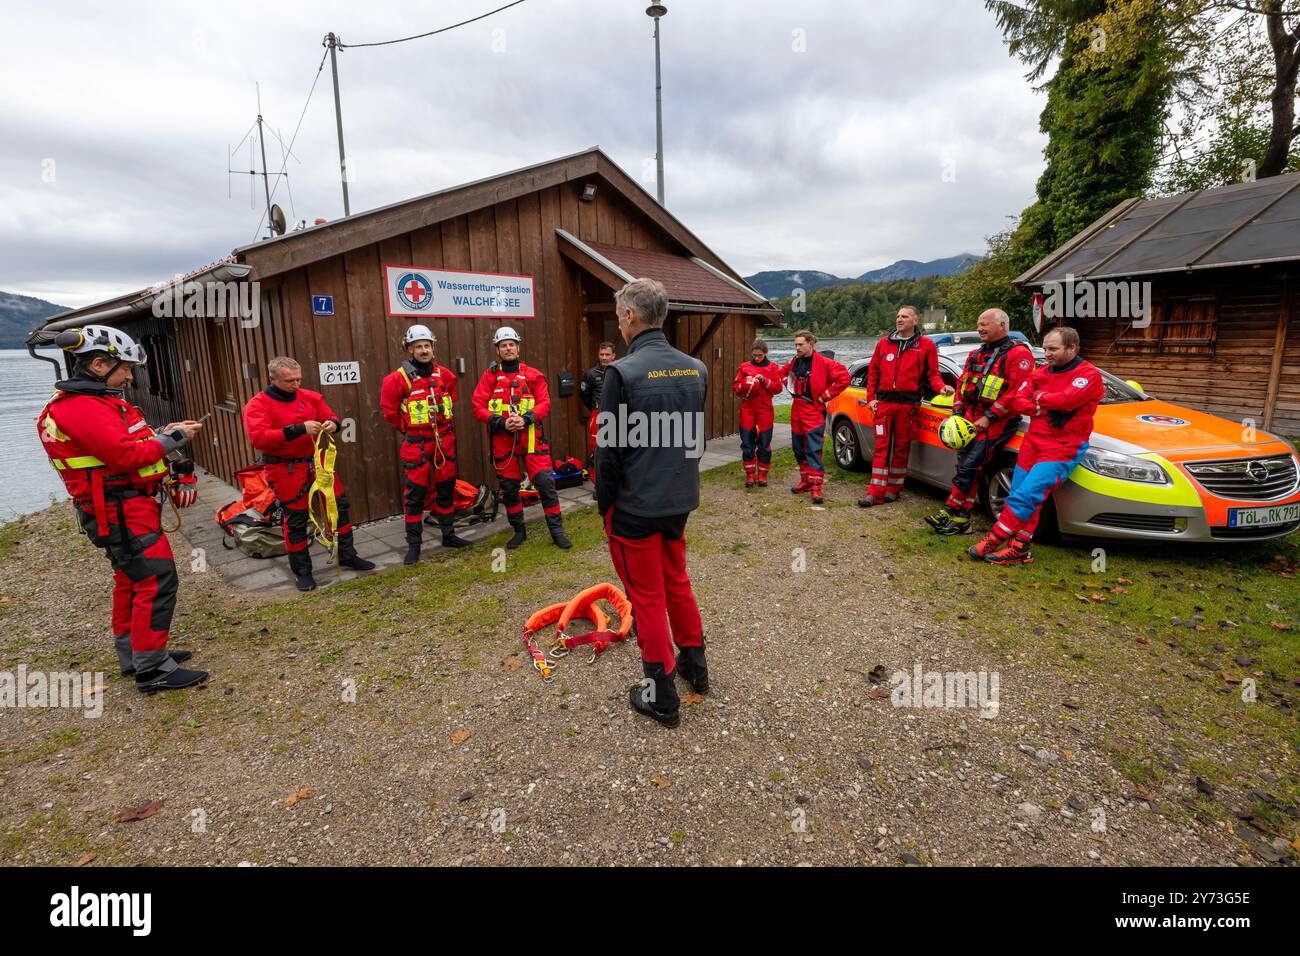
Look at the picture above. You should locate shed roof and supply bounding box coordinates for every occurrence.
[1015,171,1300,288]
[556,230,777,319]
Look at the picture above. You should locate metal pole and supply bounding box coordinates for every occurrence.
[256,113,274,238]
[653,15,665,205]
[326,32,352,217]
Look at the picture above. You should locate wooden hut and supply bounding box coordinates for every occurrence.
[30,147,781,523]
[1015,172,1300,437]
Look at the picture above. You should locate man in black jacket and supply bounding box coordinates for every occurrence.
[595,278,708,728]
[579,341,616,467]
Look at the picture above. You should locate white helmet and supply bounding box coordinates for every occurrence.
[57,324,147,365]
[492,326,521,346]
[403,324,436,346]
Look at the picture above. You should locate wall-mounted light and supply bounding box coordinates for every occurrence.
[580,183,598,203]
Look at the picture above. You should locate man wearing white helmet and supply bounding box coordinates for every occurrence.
[37,325,208,693]
[380,324,471,563]
[470,326,571,549]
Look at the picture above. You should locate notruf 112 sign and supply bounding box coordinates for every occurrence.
[384,265,535,320]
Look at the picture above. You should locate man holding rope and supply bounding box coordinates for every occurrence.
[243,356,376,591]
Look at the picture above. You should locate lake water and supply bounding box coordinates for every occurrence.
[1,349,72,521]
[761,335,878,405]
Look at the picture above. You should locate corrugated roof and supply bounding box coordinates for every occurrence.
[1016,171,1300,287]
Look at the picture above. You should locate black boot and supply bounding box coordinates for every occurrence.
[545,513,571,550]
[289,550,316,591]
[675,641,709,695]
[628,661,681,728]
[506,514,527,549]
[337,536,376,572]
[121,650,193,677]
[439,516,472,549]
[136,666,209,694]
[403,522,422,565]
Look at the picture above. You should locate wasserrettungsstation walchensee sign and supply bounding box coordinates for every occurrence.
[384,265,536,320]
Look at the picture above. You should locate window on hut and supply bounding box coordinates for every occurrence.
[210,317,239,408]
[1113,293,1217,356]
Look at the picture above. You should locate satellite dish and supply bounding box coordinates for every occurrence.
[270,204,287,236]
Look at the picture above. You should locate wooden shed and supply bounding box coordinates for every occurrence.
[30,147,781,523]
[1015,172,1300,437]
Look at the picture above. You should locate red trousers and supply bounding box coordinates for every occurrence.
[867,402,916,497]
[78,496,177,657]
[605,513,703,671]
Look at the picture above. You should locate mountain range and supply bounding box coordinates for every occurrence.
[743,253,980,301]
[0,291,71,348]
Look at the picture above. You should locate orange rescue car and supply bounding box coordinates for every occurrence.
[828,343,1300,542]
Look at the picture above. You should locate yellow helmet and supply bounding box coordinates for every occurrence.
[939,415,976,451]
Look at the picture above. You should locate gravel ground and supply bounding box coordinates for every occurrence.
[0,461,1295,867]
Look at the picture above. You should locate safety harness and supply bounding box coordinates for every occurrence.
[40,391,171,550]
[487,363,539,458]
[962,338,1018,406]
[306,430,341,562]
[520,583,635,681]
[398,361,454,470]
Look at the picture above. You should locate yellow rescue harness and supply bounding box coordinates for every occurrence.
[307,430,341,562]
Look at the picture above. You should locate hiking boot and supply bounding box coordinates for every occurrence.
[883,492,900,503]
[925,508,953,532]
[936,513,973,536]
[628,662,681,728]
[966,532,1005,561]
[756,478,768,488]
[296,573,318,591]
[403,545,421,566]
[545,513,571,550]
[857,495,882,508]
[120,650,192,678]
[744,478,755,490]
[136,666,209,694]
[506,516,527,549]
[811,494,824,505]
[985,539,1034,565]
[340,555,376,571]
[675,643,709,695]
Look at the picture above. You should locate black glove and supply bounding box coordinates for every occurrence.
[1047,409,1075,429]
[521,411,536,426]
[489,414,507,433]
[170,458,195,478]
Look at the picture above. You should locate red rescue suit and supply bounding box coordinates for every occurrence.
[943,338,1036,514]
[380,360,458,542]
[733,357,785,483]
[37,378,179,673]
[780,351,850,497]
[470,360,562,526]
[242,385,358,576]
[865,333,945,499]
[989,357,1105,544]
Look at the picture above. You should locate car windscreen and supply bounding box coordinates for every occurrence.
[1098,367,1149,404]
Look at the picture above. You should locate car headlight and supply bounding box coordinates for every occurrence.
[1080,448,1171,484]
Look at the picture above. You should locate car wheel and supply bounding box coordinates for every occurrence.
[982,458,1016,522]
[833,418,865,471]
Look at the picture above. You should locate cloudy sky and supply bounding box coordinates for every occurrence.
[0,0,1047,309]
